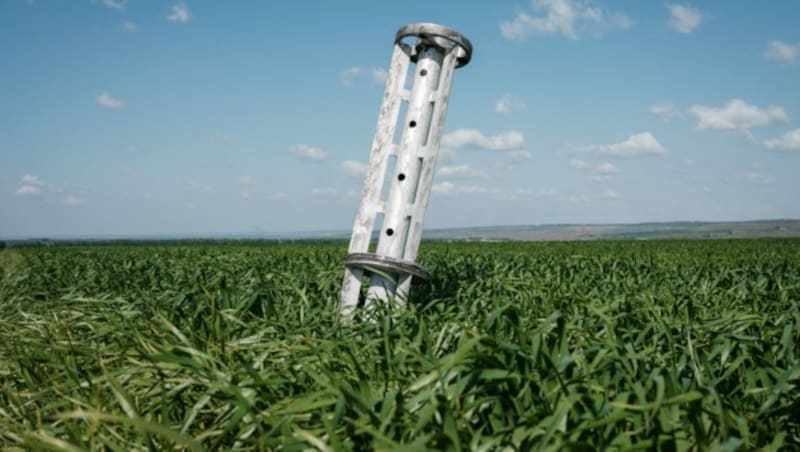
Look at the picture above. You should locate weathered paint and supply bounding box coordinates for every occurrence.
[339,23,472,317]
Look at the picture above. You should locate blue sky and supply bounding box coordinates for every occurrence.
[2,1,799,238]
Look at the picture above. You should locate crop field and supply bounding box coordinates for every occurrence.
[0,239,798,450]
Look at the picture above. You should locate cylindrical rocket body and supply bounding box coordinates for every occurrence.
[340,23,472,317]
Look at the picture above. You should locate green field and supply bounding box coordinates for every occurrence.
[1,240,798,450]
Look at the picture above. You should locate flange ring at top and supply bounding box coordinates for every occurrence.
[395,22,472,68]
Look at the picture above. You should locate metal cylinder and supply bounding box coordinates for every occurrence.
[339,23,472,317]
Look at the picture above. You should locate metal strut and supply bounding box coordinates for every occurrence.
[339,23,472,317]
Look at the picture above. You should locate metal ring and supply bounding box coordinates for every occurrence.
[395,23,473,68]
[345,252,430,281]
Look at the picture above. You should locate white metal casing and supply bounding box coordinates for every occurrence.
[340,23,472,317]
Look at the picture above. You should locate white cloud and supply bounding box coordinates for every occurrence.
[238,175,254,187]
[14,174,84,202]
[290,144,328,162]
[688,99,789,132]
[501,0,581,39]
[186,181,212,193]
[339,67,361,86]
[568,158,589,169]
[20,174,44,186]
[500,0,632,41]
[340,160,368,178]
[650,102,681,122]
[437,164,487,179]
[500,149,532,169]
[98,0,125,10]
[494,94,525,113]
[589,162,618,181]
[593,162,617,174]
[455,185,491,195]
[15,174,45,196]
[340,67,387,86]
[764,129,800,151]
[241,191,251,200]
[144,192,153,200]
[63,195,87,206]
[435,137,529,170]
[370,68,388,85]
[15,184,43,196]
[437,148,458,163]
[431,181,531,200]
[562,194,590,204]
[441,128,524,151]
[432,181,455,194]
[121,21,139,33]
[167,3,190,23]
[95,92,124,109]
[498,189,533,201]
[764,41,799,63]
[571,132,668,156]
[437,165,469,178]
[667,4,702,34]
[744,171,774,184]
[612,13,634,29]
[311,187,339,197]
[599,189,621,199]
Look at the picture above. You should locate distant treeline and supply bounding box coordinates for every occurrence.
[2,238,349,248]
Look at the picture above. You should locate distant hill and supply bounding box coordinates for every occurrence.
[422,219,800,241]
[4,220,800,246]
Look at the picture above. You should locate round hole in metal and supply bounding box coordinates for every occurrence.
[409,121,417,128]
[386,228,394,236]
[398,173,406,181]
